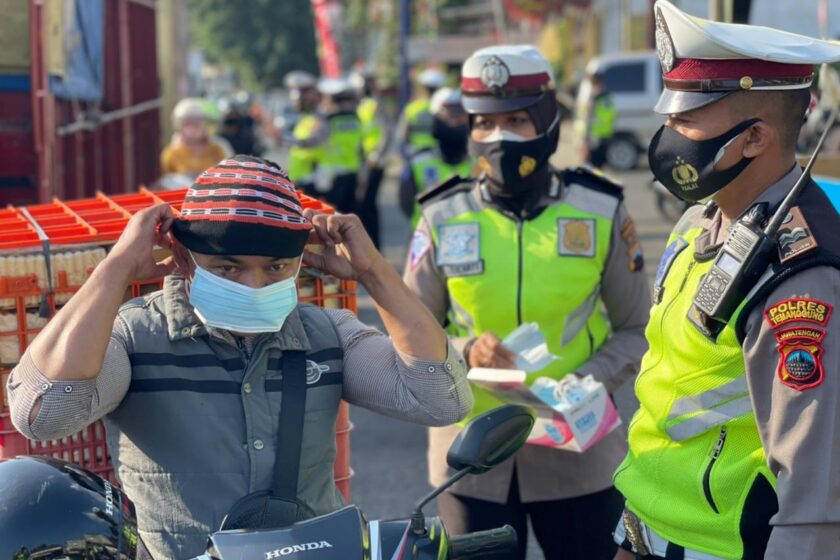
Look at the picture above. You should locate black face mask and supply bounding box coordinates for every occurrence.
[468,117,559,196]
[648,118,760,203]
[432,118,468,164]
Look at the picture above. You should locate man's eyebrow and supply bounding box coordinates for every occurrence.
[209,256,244,265]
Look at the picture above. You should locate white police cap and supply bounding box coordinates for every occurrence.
[460,45,555,114]
[654,0,840,114]
[430,87,463,115]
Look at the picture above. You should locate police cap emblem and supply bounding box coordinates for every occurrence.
[655,8,675,73]
[480,56,511,89]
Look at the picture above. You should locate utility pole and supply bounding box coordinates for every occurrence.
[398,0,411,111]
[491,0,508,43]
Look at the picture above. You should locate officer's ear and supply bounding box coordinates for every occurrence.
[740,120,775,159]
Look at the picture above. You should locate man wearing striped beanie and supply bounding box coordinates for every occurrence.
[7,154,472,559]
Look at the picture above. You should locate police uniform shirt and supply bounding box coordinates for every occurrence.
[679,166,840,559]
[403,180,651,502]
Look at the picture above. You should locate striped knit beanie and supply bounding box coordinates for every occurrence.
[171,155,312,258]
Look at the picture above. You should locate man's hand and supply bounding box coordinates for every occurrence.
[302,210,387,284]
[107,204,177,281]
[468,332,517,369]
[613,548,635,560]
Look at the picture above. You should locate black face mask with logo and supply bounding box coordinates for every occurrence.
[467,118,559,197]
[647,118,760,203]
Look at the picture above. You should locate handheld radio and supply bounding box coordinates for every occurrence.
[693,103,839,324]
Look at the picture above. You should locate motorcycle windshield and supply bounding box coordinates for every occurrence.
[206,506,367,560]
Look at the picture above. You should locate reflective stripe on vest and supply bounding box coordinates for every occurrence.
[664,377,751,441]
[422,181,618,419]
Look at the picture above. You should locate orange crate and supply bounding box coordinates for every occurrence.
[0,187,352,498]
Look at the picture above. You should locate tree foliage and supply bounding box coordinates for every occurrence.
[188,0,320,90]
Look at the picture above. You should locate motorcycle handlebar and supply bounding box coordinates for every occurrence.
[448,525,517,559]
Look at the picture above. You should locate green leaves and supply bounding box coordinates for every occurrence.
[188,0,320,89]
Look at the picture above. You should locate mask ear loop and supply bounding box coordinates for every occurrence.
[712,119,760,165]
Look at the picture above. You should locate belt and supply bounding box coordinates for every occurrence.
[613,509,727,560]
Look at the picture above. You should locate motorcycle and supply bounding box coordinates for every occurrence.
[650,179,692,222]
[190,404,536,560]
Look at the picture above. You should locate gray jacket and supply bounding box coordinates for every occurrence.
[8,276,471,559]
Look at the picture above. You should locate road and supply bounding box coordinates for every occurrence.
[273,137,678,558]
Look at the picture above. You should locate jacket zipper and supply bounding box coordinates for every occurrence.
[703,426,728,514]
[516,220,524,325]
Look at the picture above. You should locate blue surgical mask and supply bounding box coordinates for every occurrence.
[188,254,300,333]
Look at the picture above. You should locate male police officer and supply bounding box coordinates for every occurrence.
[613,3,840,559]
[289,78,364,214]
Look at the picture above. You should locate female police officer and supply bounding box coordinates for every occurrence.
[404,45,651,559]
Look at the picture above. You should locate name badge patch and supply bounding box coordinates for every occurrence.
[437,223,481,267]
[558,219,596,257]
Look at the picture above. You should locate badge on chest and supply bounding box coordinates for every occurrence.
[557,219,596,257]
[437,222,484,276]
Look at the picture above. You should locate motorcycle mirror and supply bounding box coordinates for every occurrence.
[408,405,535,536]
[446,404,536,474]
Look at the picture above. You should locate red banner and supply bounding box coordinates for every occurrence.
[311,0,341,78]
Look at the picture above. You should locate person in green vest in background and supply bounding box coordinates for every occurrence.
[399,86,473,228]
[404,45,651,560]
[612,3,840,560]
[352,68,395,248]
[286,70,322,194]
[586,71,617,168]
[289,77,364,214]
[398,67,448,157]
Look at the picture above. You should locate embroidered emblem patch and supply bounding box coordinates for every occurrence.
[775,327,826,391]
[765,298,833,329]
[437,223,481,266]
[777,206,818,263]
[653,237,689,304]
[558,219,596,257]
[620,217,644,272]
[409,229,432,270]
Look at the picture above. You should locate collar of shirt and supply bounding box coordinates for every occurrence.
[161,275,311,352]
[699,164,802,250]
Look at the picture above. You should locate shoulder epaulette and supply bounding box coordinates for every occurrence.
[561,165,624,201]
[417,175,473,207]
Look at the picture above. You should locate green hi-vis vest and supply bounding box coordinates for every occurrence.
[288,115,323,183]
[358,97,382,157]
[614,220,774,559]
[410,151,473,227]
[405,98,436,152]
[289,112,362,187]
[590,94,617,141]
[421,173,620,421]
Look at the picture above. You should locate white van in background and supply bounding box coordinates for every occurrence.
[573,51,664,170]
